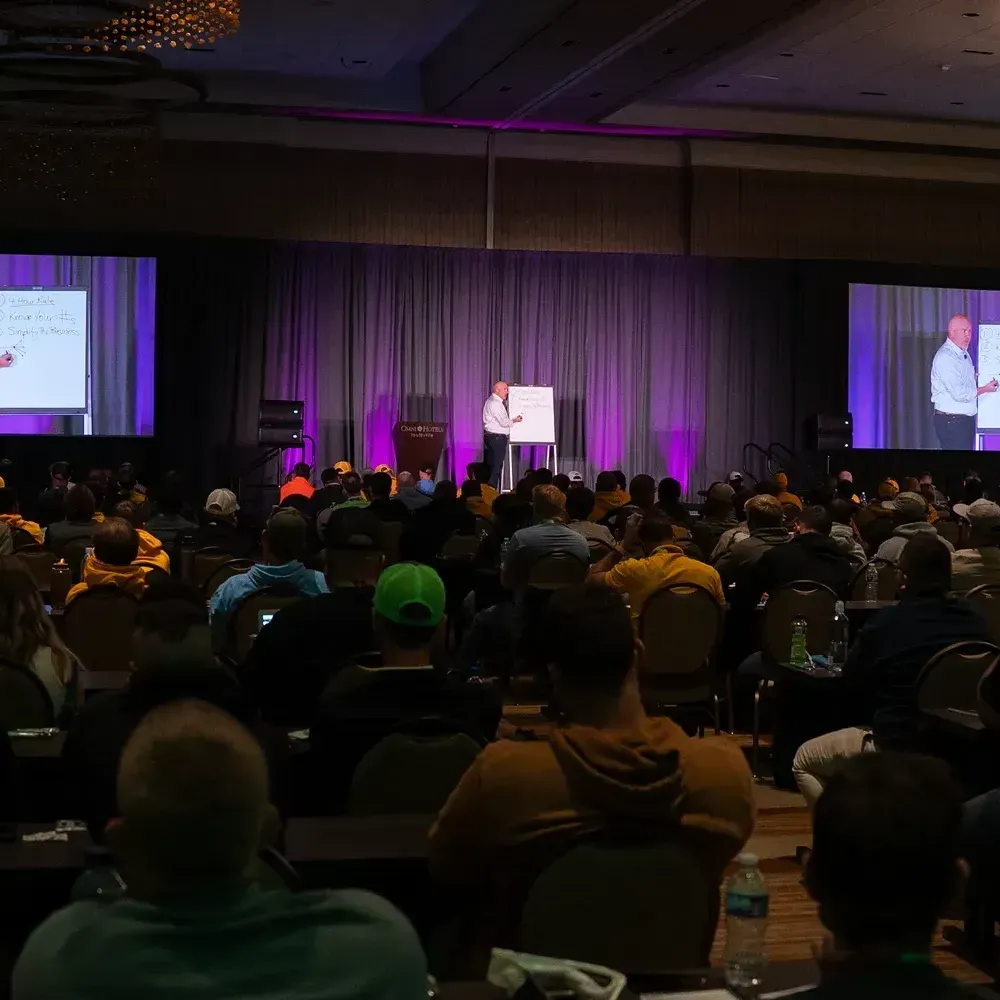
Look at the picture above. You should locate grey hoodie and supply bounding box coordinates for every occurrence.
[829,522,867,566]
[875,521,954,565]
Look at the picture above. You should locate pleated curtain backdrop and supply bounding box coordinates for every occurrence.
[159,243,797,495]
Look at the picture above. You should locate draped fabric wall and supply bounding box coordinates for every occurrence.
[159,243,797,496]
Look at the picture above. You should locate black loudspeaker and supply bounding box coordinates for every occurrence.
[805,413,853,452]
[258,399,304,448]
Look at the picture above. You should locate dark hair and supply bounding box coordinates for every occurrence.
[543,584,635,696]
[264,509,307,563]
[433,480,456,502]
[799,505,833,536]
[827,498,856,527]
[292,462,311,480]
[155,474,185,517]
[754,479,781,497]
[514,478,533,504]
[469,462,489,484]
[595,471,618,493]
[461,479,482,498]
[117,462,136,487]
[85,469,108,506]
[341,472,363,496]
[113,500,142,527]
[0,488,17,515]
[49,461,71,481]
[0,555,72,680]
[94,517,139,566]
[899,533,951,595]
[965,478,985,504]
[806,752,961,951]
[611,470,627,491]
[320,467,338,485]
[552,473,570,493]
[629,474,656,505]
[419,462,435,478]
[534,467,553,486]
[657,477,682,504]
[369,472,392,499]
[834,480,856,502]
[566,487,596,522]
[64,484,96,522]
[638,512,674,548]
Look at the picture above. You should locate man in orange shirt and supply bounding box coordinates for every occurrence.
[279,463,314,504]
[589,511,724,619]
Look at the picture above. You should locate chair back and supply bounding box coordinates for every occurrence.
[227,587,306,664]
[915,640,1000,714]
[964,584,1000,647]
[348,730,481,816]
[0,660,55,730]
[474,516,494,539]
[63,539,91,583]
[61,587,140,673]
[936,519,962,548]
[11,528,37,551]
[439,531,480,560]
[639,585,722,704]
[15,548,56,594]
[519,839,715,973]
[525,552,587,590]
[762,580,838,662]
[588,540,615,564]
[379,520,404,566]
[202,558,253,599]
[326,546,383,587]
[850,560,901,601]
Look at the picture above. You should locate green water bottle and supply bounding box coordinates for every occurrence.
[789,615,809,670]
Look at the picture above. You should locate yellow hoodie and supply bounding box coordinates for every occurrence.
[136,528,170,573]
[0,513,43,544]
[589,489,628,523]
[66,556,151,605]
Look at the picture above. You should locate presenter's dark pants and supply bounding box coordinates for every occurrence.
[934,411,975,450]
[483,431,508,490]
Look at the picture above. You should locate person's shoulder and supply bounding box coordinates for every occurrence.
[14,900,108,989]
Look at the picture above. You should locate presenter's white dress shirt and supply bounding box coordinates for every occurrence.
[483,393,513,435]
[931,338,978,417]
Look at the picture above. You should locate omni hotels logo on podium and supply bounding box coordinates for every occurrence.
[398,422,446,439]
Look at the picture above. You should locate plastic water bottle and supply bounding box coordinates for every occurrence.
[864,561,879,602]
[828,600,849,672]
[725,852,769,991]
[789,615,809,670]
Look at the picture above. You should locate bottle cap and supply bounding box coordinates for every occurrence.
[738,852,759,866]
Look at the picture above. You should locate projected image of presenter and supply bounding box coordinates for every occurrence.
[482,380,522,491]
[931,314,997,450]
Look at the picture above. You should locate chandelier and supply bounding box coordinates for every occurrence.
[87,1,240,52]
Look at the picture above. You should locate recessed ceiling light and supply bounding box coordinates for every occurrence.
[859,90,888,96]
[963,48,994,55]
[963,11,981,16]
[779,52,795,58]
[951,100,965,105]
[715,83,730,88]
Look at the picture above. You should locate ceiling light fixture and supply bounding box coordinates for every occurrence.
[87,1,240,52]
[715,83,730,88]
[859,90,887,96]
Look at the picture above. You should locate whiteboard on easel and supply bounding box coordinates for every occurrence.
[509,385,555,444]
[978,325,1000,432]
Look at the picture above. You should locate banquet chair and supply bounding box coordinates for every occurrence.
[63,539,91,583]
[964,584,1000,647]
[915,640,1000,720]
[15,547,56,595]
[439,532,481,560]
[639,584,724,733]
[519,839,716,974]
[379,520,404,566]
[226,587,306,664]
[196,550,251,596]
[62,586,140,673]
[0,660,55,730]
[10,528,38,552]
[850,560,901,601]
[326,544,384,587]
[348,730,480,816]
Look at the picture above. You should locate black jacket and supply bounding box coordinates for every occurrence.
[738,532,854,610]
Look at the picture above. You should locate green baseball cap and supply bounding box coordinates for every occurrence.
[374,562,446,626]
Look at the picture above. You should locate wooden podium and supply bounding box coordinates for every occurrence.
[393,420,448,477]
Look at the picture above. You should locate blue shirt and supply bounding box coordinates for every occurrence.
[503,521,590,593]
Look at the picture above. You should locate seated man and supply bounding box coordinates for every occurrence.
[22,699,428,999]
[66,517,154,604]
[801,753,984,1000]
[209,508,328,651]
[46,484,95,556]
[37,460,72,527]
[311,562,502,811]
[655,476,693,527]
[713,494,789,588]
[589,471,629,523]
[320,472,383,547]
[367,471,409,524]
[309,466,345,517]
[460,480,492,520]
[183,488,254,561]
[430,585,754,943]
[692,482,738,557]
[403,480,476,565]
[468,462,498,511]
[278,461,314,504]
[590,511,724,620]
[826,498,866,567]
[394,471,431,512]
[565,487,616,550]
[0,486,42,543]
[144,476,197,550]
[875,491,954,565]
[951,498,1000,593]
[113,500,171,574]
[792,534,992,808]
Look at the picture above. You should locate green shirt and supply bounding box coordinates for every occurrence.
[13,885,427,1000]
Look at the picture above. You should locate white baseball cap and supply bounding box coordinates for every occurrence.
[567,470,584,483]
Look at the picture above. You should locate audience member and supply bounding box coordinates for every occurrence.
[460,480,492,520]
[0,556,77,716]
[729,470,753,515]
[773,472,803,510]
[373,464,398,495]
[792,535,991,807]
[800,753,979,1000]
[367,472,409,523]
[919,471,948,507]
[468,462,498,510]
[320,472,383,549]
[84,468,110,517]
[311,563,502,810]
[590,511,723,620]
[395,471,431,512]
[37,460,72,527]
[309,467,343,517]
[143,476,197,551]
[27,699,429,999]
[106,461,148,513]
[0,487,42,544]
[278,463,313,505]
[404,481,475,564]
[186,489,253,560]
[533,467,554,486]
[418,462,436,484]
[875,492,954,565]
[951,498,1000,592]
[827,498,866,567]
[114,500,170,574]
[625,474,657,514]
[66,518,151,605]
[566,470,584,488]
[692,482,738,556]
[209,508,327,651]
[551,472,570,493]
[589,471,629,523]
[430,585,753,944]
[46,484,95,557]
[713,494,789,588]
[565,487,616,549]
[610,469,629,498]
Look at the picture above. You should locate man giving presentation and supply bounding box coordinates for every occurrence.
[931,314,997,450]
[482,380,522,490]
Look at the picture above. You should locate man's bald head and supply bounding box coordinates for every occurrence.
[948,314,972,351]
[112,700,272,884]
[493,380,509,400]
